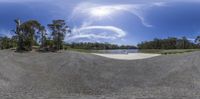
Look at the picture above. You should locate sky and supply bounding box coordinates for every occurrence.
[0,0,200,45]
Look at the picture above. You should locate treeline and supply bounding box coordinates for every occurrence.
[0,19,137,51]
[0,36,17,49]
[0,19,71,51]
[65,42,137,50]
[138,37,200,49]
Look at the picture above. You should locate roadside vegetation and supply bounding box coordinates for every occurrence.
[137,37,200,54]
[137,37,200,49]
[138,49,200,55]
[0,19,70,52]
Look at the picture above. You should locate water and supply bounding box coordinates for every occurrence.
[91,49,139,54]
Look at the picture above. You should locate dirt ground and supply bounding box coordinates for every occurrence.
[0,50,200,99]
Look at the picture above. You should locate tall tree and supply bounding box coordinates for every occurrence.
[14,19,42,51]
[48,20,70,50]
[20,20,41,51]
[38,26,47,48]
[14,19,24,51]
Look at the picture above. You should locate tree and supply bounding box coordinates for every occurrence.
[20,20,41,51]
[64,42,137,50]
[38,26,47,48]
[14,19,24,51]
[0,36,17,49]
[138,37,198,49]
[11,36,18,48]
[14,19,42,51]
[48,20,70,50]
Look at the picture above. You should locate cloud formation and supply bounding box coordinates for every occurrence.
[2,0,200,44]
[0,29,13,38]
[71,3,153,27]
[67,25,126,41]
[71,2,169,26]
[67,2,167,42]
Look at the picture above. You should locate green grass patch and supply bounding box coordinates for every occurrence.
[138,49,200,55]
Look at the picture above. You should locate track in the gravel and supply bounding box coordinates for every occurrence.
[0,50,200,99]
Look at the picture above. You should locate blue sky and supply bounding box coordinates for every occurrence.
[0,0,200,45]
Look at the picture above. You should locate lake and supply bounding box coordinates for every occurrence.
[91,49,139,54]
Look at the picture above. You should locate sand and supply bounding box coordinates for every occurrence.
[93,53,161,60]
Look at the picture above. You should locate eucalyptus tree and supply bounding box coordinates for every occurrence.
[38,26,47,48]
[14,19,42,51]
[14,19,24,51]
[48,20,71,50]
[20,20,41,51]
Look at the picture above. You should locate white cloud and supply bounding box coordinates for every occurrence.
[66,25,126,41]
[188,38,196,42]
[67,2,163,42]
[71,3,155,27]
[0,29,14,38]
[79,26,126,37]
[153,2,167,6]
[68,2,162,42]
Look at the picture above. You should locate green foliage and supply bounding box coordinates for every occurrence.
[138,49,200,55]
[12,19,72,52]
[138,37,199,49]
[65,42,137,50]
[14,19,42,51]
[48,20,71,51]
[0,36,17,49]
[38,26,47,48]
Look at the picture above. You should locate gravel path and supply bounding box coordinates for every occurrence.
[0,50,200,99]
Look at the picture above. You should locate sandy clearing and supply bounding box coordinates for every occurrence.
[93,53,161,60]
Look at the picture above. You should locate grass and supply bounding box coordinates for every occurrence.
[138,49,200,55]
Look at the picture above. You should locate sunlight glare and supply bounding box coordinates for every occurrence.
[90,7,112,17]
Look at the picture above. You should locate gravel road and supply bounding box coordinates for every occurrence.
[0,50,200,99]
